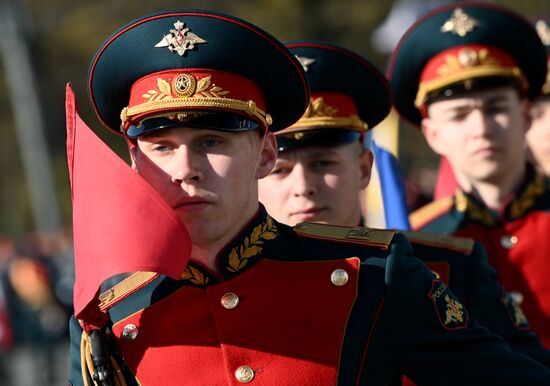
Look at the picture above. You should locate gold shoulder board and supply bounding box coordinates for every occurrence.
[293,222,395,250]
[409,196,454,230]
[98,271,159,312]
[401,231,474,255]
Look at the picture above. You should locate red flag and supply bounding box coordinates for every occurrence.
[66,84,191,326]
[434,156,458,200]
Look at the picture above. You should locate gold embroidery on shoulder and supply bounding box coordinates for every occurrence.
[99,272,159,312]
[509,175,544,219]
[181,265,209,285]
[227,216,278,273]
[293,222,394,249]
[402,231,474,254]
[409,196,454,230]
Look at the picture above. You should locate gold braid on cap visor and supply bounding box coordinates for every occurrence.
[283,96,368,132]
[121,97,273,130]
[288,115,367,131]
[415,66,527,108]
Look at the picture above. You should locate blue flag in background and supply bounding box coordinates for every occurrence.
[370,140,410,230]
[363,109,410,230]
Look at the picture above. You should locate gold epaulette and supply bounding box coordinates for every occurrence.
[98,271,159,312]
[401,231,474,255]
[409,196,454,230]
[293,222,395,250]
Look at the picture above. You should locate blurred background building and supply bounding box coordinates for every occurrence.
[0,0,548,384]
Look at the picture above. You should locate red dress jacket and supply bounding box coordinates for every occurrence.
[69,208,550,385]
[411,167,550,348]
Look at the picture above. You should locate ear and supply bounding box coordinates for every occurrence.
[125,135,139,170]
[358,148,374,190]
[255,131,278,179]
[421,117,446,156]
[128,144,139,171]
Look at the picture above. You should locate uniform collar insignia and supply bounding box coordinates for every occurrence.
[509,173,545,220]
[295,55,316,72]
[155,20,207,56]
[180,264,211,286]
[455,190,496,226]
[455,167,546,223]
[179,208,279,287]
[226,214,278,274]
[535,20,550,46]
[440,8,480,37]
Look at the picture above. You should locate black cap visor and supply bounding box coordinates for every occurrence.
[127,111,261,137]
[425,76,525,106]
[276,128,361,152]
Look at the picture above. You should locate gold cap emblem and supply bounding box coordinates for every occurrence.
[457,47,481,67]
[155,20,207,56]
[441,8,480,37]
[172,73,197,97]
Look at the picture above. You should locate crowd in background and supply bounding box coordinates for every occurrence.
[0,230,74,385]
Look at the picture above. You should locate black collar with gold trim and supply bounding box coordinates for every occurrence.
[181,206,280,286]
[454,165,549,226]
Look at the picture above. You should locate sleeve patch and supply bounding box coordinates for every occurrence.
[500,290,530,331]
[428,279,468,331]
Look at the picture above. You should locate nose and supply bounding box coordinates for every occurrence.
[469,107,494,138]
[291,165,316,197]
[170,146,203,185]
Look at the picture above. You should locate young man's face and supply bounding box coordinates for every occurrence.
[421,87,529,186]
[132,126,277,248]
[527,99,550,176]
[258,141,372,226]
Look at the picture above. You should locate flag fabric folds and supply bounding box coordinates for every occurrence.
[370,140,411,230]
[363,109,410,230]
[66,84,191,326]
[434,156,457,199]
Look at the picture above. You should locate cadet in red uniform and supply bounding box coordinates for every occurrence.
[258,41,550,368]
[387,2,550,348]
[68,9,550,386]
[527,18,550,176]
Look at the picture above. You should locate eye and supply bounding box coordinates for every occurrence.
[486,104,509,115]
[269,161,293,176]
[152,143,171,153]
[311,159,335,168]
[270,166,291,175]
[449,112,469,122]
[198,138,222,148]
